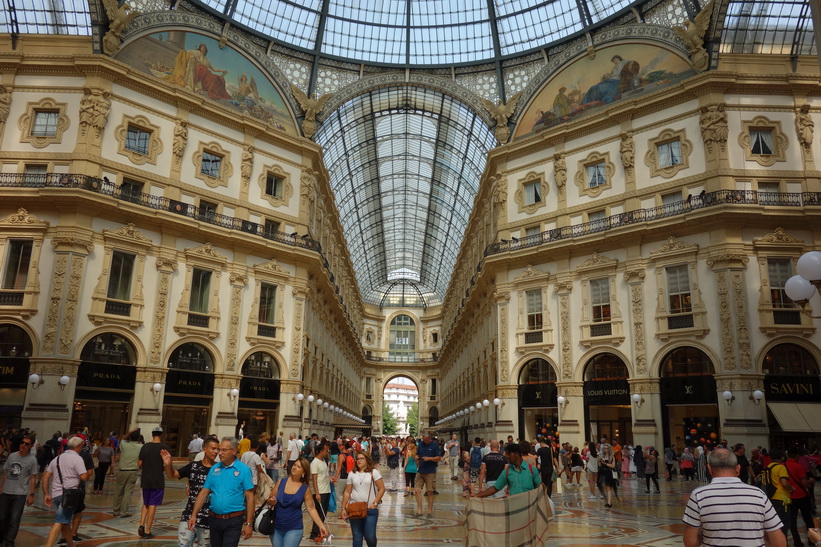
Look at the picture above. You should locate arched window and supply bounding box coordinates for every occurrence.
[241,352,278,379]
[763,343,819,376]
[80,333,136,365]
[168,343,214,372]
[0,325,33,357]
[428,405,439,427]
[584,352,629,381]
[389,314,416,362]
[519,358,557,384]
[660,347,715,377]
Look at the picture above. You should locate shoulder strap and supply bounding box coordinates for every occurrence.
[785,463,810,495]
[56,454,64,485]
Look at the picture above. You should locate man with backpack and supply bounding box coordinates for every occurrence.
[472,443,540,498]
[758,448,791,539]
[303,433,318,462]
[468,438,484,494]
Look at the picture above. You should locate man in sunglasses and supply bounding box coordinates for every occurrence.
[0,434,38,546]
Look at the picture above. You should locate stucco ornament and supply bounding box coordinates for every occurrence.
[699,103,728,153]
[0,85,10,125]
[172,120,188,165]
[102,0,140,55]
[480,92,521,144]
[796,104,814,150]
[290,84,332,139]
[620,131,635,173]
[553,154,567,191]
[672,0,714,72]
[241,144,254,186]
[79,88,111,139]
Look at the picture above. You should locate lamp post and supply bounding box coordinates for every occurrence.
[785,250,821,318]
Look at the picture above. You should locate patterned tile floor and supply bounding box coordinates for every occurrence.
[11,466,819,546]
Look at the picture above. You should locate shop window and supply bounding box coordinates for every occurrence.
[80,333,136,365]
[660,346,715,377]
[584,352,628,381]
[519,358,557,384]
[762,343,819,376]
[0,324,33,357]
[169,342,214,372]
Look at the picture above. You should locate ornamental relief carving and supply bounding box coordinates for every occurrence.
[732,271,752,370]
[559,294,572,379]
[753,227,803,246]
[42,255,68,354]
[514,265,549,281]
[58,256,85,355]
[184,242,227,263]
[499,303,508,383]
[0,208,49,227]
[630,283,647,376]
[79,88,111,141]
[650,236,698,257]
[716,271,736,371]
[225,283,243,372]
[136,369,166,383]
[149,269,172,364]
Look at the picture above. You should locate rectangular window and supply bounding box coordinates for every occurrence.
[590,277,611,322]
[662,192,682,205]
[23,164,47,185]
[119,179,144,203]
[525,226,540,237]
[31,111,58,137]
[666,264,692,314]
[258,283,277,324]
[431,332,438,344]
[524,181,541,205]
[365,377,373,397]
[2,240,33,290]
[431,378,437,396]
[201,151,222,177]
[587,162,606,188]
[526,289,543,330]
[768,258,794,309]
[751,129,773,155]
[106,251,135,301]
[264,219,280,237]
[198,201,218,222]
[657,140,682,168]
[125,125,150,155]
[265,174,284,198]
[189,268,212,313]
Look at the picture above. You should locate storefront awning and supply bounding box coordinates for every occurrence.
[768,402,821,433]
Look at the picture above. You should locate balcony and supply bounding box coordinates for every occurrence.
[667,314,695,330]
[524,331,543,344]
[187,313,210,328]
[0,291,24,306]
[104,300,132,316]
[257,325,277,338]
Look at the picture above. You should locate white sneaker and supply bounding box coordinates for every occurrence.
[588,494,596,499]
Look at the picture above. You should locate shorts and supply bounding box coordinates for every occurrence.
[571,466,583,472]
[330,455,338,464]
[419,473,436,491]
[53,495,75,525]
[470,468,480,483]
[142,488,165,506]
[405,472,417,488]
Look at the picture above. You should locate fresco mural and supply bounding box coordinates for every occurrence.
[116,30,297,134]
[514,43,695,140]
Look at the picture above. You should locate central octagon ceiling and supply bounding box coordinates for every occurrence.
[315,86,496,307]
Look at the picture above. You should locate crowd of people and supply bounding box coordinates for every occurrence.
[1,426,820,547]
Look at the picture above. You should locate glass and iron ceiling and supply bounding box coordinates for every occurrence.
[315,86,496,307]
[2,0,815,308]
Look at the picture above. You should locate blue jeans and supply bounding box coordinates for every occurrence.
[349,508,378,547]
[177,520,210,547]
[270,527,303,547]
[208,514,243,547]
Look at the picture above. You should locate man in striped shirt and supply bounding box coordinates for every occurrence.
[682,448,786,547]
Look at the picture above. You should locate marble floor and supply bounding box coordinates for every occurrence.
[11,465,819,546]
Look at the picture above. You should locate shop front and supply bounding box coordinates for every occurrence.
[237,352,280,442]
[0,325,32,429]
[762,343,821,449]
[517,358,558,442]
[162,343,215,457]
[659,347,719,450]
[71,333,136,442]
[583,353,631,444]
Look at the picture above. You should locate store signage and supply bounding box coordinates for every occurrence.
[661,375,717,405]
[166,369,214,396]
[239,378,280,401]
[764,375,820,402]
[518,382,557,407]
[0,358,29,386]
[77,362,136,389]
[583,379,630,405]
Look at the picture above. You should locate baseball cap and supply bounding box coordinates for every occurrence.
[151,426,163,435]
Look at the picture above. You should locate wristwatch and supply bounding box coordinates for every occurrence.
[243,522,252,527]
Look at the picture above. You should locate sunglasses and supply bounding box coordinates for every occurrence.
[21,441,33,446]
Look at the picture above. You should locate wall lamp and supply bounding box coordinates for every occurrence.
[557,395,569,409]
[28,373,44,389]
[58,375,70,391]
[749,390,764,406]
[632,393,645,408]
[722,390,735,406]
[475,402,483,411]
[493,397,504,408]
[784,251,821,318]
[227,388,240,401]
[150,382,163,397]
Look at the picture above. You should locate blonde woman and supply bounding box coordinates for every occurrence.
[404,442,423,516]
[341,451,385,547]
[266,457,327,547]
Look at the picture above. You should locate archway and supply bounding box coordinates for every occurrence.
[516,357,558,442]
[382,375,419,436]
[582,352,631,444]
[237,351,281,443]
[0,324,34,429]
[163,342,216,456]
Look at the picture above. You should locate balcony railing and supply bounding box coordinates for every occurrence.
[524,330,543,344]
[104,300,132,316]
[187,313,209,328]
[773,310,802,325]
[486,189,821,256]
[257,325,277,338]
[590,323,613,337]
[0,291,24,306]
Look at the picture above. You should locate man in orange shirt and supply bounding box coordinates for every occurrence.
[613,441,623,468]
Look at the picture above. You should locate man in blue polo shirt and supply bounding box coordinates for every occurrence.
[417,432,441,518]
[473,443,540,498]
[188,437,254,547]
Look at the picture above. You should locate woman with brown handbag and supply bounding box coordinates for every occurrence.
[265,457,327,547]
[340,451,385,547]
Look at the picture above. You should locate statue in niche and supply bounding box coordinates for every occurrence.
[553,153,567,190]
[796,104,814,150]
[79,88,111,138]
[620,132,635,173]
[172,120,188,164]
[699,103,728,153]
[0,85,10,124]
[241,145,254,185]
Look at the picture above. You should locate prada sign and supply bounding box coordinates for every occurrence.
[764,375,820,403]
[518,382,558,408]
[0,358,29,387]
[661,375,717,405]
[239,378,280,402]
[166,369,214,396]
[584,379,630,405]
[77,362,136,390]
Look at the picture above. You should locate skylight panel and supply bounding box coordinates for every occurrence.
[323,17,406,63]
[330,0,407,26]
[233,0,320,50]
[9,0,91,35]
[409,22,495,64]
[497,0,583,56]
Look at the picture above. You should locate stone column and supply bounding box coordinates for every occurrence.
[628,378,662,450]
[714,374,769,448]
[279,380,304,438]
[133,367,165,431]
[213,374,241,439]
[555,381,583,447]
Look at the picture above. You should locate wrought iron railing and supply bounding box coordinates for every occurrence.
[104,300,132,316]
[0,291,24,306]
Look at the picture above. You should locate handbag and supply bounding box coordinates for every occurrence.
[253,504,276,535]
[55,455,82,511]
[612,469,619,480]
[347,471,375,520]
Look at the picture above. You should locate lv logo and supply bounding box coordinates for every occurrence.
[684,385,694,395]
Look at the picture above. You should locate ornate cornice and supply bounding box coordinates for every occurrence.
[0,208,49,227]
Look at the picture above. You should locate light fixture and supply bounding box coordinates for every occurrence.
[307,394,315,403]
[557,395,568,409]
[28,373,44,389]
[482,399,490,407]
[296,393,304,402]
[632,393,645,408]
[493,397,503,407]
[228,388,240,401]
[58,375,70,390]
[475,402,482,410]
[323,402,330,409]
[785,250,821,318]
[722,390,735,405]
[316,398,323,406]
[329,405,335,411]
[750,390,764,406]
[151,382,163,397]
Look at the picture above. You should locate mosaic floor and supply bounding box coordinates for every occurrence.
[11,464,819,546]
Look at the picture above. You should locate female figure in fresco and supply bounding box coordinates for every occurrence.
[166,43,232,101]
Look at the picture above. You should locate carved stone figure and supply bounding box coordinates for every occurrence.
[172,120,188,164]
[491,175,507,207]
[672,0,714,72]
[480,92,522,144]
[102,0,140,55]
[620,131,635,173]
[290,84,332,139]
[700,103,728,153]
[241,144,254,185]
[553,153,567,189]
[796,104,814,150]
[79,88,111,139]
[0,85,10,125]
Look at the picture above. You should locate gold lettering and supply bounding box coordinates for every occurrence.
[0,366,14,375]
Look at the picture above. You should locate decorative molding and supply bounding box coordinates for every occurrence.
[184,242,227,264]
[114,113,163,165]
[257,163,293,208]
[650,236,698,257]
[559,292,572,379]
[0,208,49,227]
[716,270,736,371]
[51,235,94,253]
[42,255,68,354]
[193,141,233,188]
[574,151,614,198]
[240,145,254,188]
[149,259,175,364]
[576,252,618,272]
[0,85,10,125]
[644,127,693,178]
[102,223,153,246]
[738,116,788,167]
[102,0,140,55]
[514,265,549,281]
[18,97,70,148]
[58,255,86,355]
[498,302,508,383]
[796,104,814,154]
[752,227,803,246]
[630,281,647,376]
[172,119,188,166]
[619,131,635,176]
[699,103,728,154]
